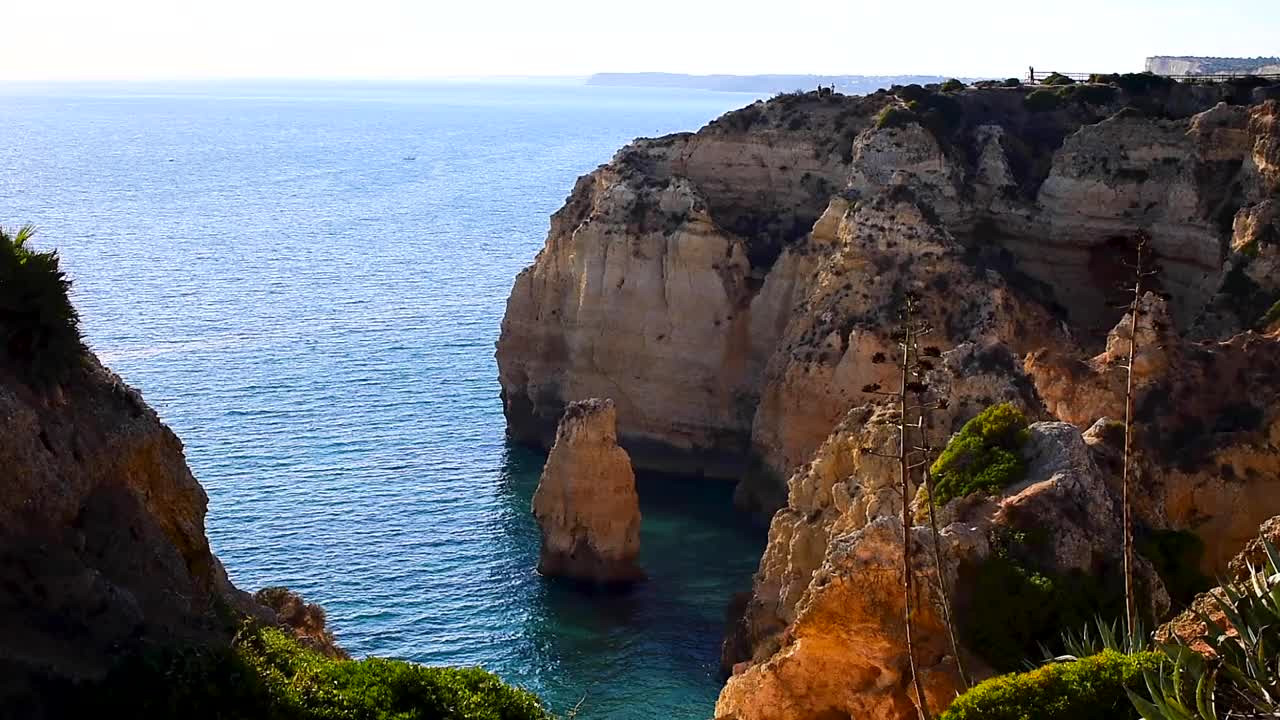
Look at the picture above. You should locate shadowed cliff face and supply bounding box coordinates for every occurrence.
[497,84,1280,718]
[0,353,341,713]
[0,355,246,705]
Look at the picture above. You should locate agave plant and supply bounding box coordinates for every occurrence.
[1047,615,1150,663]
[1129,539,1280,719]
[0,224,83,384]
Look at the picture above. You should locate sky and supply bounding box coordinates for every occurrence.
[4,0,1277,82]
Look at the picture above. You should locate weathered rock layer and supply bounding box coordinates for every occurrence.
[498,82,1280,718]
[532,398,644,584]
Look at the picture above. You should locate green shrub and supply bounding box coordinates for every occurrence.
[1042,72,1077,86]
[1110,72,1176,95]
[1025,89,1064,112]
[1062,84,1119,105]
[941,78,966,92]
[894,83,931,103]
[960,543,1125,671]
[930,403,1030,507]
[876,105,919,130]
[941,650,1162,720]
[1002,78,1023,88]
[1136,529,1211,609]
[72,626,552,720]
[0,225,84,385]
[1260,299,1280,328]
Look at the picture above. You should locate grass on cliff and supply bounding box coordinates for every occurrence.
[929,403,1030,508]
[0,224,83,385]
[75,625,552,720]
[940,650,1161,720]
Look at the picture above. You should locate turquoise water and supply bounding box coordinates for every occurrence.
[0,81,766,718]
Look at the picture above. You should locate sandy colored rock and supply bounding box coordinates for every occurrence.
[719,416,1174,719]
[497,84,1280,716]
[1157,514,1280,654]
[532,398,643,584]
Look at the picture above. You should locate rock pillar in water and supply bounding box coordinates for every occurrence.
[532,398,644,585]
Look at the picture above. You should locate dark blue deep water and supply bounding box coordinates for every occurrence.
[0,81,767,718]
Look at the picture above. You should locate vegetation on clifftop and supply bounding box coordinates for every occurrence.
[0,225,84,385]
[929,403,1030,507]
[960,533,1126,671]
[941,650,1161,720]
[70,625,552,720]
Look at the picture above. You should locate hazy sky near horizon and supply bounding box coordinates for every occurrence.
[5,0,1277,82]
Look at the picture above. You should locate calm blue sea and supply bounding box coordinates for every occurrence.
[0,80,767,719]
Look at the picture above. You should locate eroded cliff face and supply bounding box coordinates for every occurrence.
[0,354,337,709]
[717,421,1167,720]
[0,358,244,681]
[498,83,1280,718]
[532,398,643,584]
[499,87,1279,507]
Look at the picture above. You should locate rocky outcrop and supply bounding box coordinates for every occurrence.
[500,85,1280,515]
[532,398,643,584]
[0,358,244,678]
[0,351,343,711]
[254,586,347,659]
[498,81,1280,717]
[1157,514,1280,653]
[717,421,1162,720]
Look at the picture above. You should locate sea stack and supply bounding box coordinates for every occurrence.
[532,398,644,585]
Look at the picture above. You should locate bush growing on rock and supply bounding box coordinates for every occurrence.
[941,78,966,92]
[876,105,919,130]
[1058,84,1119,106]
[1025,89,1065,113]
[1089,72,1177,96]
[929,403,1029,507]
[960,538,1125,670]
[0,225,84,385]
[1043,72,1077,86]
[68,625,553,720]
[940,650,1161,720]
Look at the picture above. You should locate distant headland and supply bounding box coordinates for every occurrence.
[1146,55,1280,76]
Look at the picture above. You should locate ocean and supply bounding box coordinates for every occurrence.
[0,80,767,719]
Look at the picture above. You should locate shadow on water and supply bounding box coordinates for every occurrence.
[495,441,766,719]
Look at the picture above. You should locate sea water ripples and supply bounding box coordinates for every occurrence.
[0,80,766,719]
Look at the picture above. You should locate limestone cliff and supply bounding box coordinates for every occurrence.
[499,86,1280,513]
[532,398,643,584]
[498,80,1280,718]
[716,421,1165,720]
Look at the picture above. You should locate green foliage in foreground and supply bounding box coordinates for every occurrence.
[1132,539,1280,720]
[941,650,1162,720]
[930,403,1030,508]
[0,224,83,385]
[961,542,1126,671]
[76,626,552,720]
[1261,299,1280,328]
